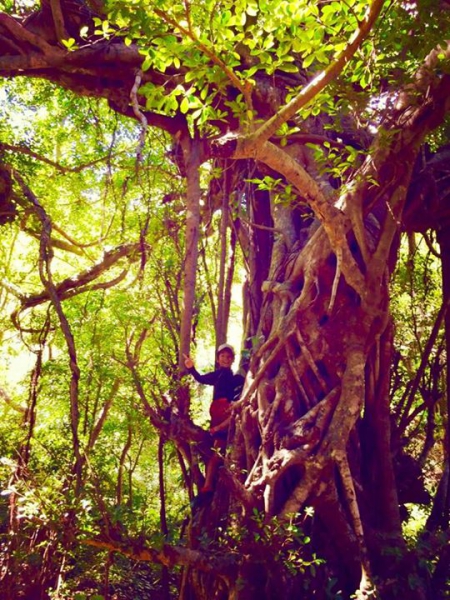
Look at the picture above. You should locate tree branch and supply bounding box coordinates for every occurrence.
[130,69,148,164]
[83,537,229,575]
[245,0,385,145]
[17,242,141,311]
[0,387,26,414]
[87,378,122,453]
[0,13,56,54]
[153,7,248,98]
[11,168,83,491]
[49,0,69,43]
[232,139,368,298]
[0,143,120,174]
[335,450,374,594]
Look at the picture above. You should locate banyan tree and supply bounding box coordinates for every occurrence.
[0,1,449,599]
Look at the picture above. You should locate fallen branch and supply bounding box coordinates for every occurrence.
[83,537,230,575]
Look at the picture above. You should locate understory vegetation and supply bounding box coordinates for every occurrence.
[0,1,449,599]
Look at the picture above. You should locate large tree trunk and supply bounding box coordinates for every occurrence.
[185,45,450,600]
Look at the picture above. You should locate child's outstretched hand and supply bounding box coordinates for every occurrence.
[183,354,194,369]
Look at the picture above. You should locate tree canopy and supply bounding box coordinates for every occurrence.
[0,1,450,599]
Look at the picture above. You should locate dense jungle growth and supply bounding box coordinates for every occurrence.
[0,0,449,599]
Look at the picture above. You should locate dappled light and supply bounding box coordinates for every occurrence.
[0,1,449,599]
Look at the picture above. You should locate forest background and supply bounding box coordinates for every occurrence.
[0,0,449,599]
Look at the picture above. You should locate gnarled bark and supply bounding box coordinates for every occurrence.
[1,3,450,599]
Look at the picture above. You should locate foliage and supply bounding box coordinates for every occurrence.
[0,0,449,599]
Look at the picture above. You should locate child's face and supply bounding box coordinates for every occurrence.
[217,350,234,368]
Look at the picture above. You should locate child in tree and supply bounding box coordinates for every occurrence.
[184,344,244,493]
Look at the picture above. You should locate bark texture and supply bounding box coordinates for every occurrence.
[1,2,450,599]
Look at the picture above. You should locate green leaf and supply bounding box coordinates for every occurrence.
[303,54,315,68]
[141,55,152,71]
[62,38,77,50]
[180,97,190,113]
[185,70,198,82]
[278,63,299,73]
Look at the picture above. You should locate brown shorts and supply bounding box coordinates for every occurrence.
[210,397,231,429]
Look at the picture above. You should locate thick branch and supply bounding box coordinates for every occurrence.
[178,136,202,382]
[335,450,373,592]
[0,13,56,53]
[232,139,367,298]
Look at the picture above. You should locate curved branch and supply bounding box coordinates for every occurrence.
[17,242,141,311]
[246,0,385,145]
[232,139,367,298]
[130,69,148,164]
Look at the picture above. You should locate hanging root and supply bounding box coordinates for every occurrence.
[130,69,148,167]
[286,339,312,408]
[328,245,342,314]
[295,329,328,392]
[335,450,377,598]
